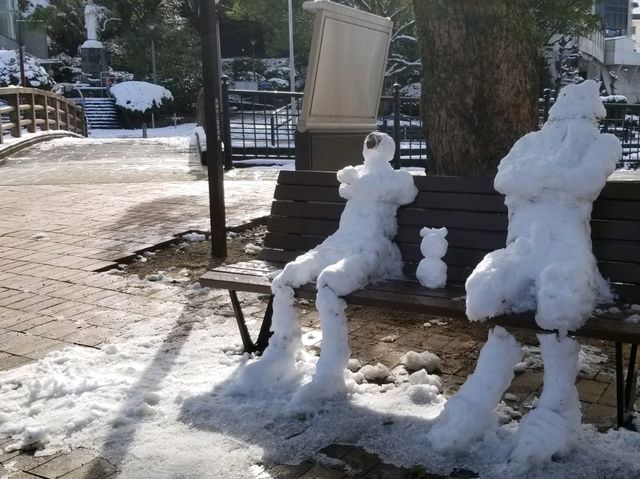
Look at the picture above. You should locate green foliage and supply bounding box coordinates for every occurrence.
[529,0,602,45]
[27,0,85,55]
[227,0,312,64]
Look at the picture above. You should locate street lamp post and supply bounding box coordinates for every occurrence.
[199,0,226,258]
[250,38,256,83]
[16,19,26,86]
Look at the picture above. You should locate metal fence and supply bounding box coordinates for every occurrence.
[221,83,640,170]
[220,78,303,167]
[220,81,426,168]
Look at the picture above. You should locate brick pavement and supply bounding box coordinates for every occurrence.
[0,138,632,478]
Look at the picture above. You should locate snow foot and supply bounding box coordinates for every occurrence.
[510,404,581,464]
[427,394,496,452]
[286,374,348,416]
[230,353,301,396]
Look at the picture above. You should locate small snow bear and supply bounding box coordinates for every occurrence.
[416,227,448,289]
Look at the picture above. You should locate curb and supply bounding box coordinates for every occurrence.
[0,131,85,161]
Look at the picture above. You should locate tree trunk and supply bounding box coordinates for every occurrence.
[412,0,539,176]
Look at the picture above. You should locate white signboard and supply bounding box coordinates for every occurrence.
[299,1,393,133]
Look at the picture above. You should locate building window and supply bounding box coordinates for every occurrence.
[598,0,631,37]
[0,0,17,41]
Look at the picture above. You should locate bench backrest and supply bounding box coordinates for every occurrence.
[259,170,640,302]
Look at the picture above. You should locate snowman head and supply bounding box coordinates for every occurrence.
[363,132,395,164]
[548,79,607,123]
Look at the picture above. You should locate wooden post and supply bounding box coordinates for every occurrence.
[8,93,21,138]
[200,0,227,258]
[27,92,36,133]
[53,97,60,130]
[63,100,70,131]
[42,94,49,131]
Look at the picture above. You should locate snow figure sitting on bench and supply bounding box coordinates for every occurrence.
[236,132,417,405]
[428,80,621,464]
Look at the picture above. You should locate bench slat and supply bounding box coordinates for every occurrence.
[200,264,640,343]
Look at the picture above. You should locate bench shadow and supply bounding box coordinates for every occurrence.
[81,299,200,478]
[175,370,445,475]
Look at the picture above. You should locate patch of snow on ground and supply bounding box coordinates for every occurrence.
[0,282,640,477]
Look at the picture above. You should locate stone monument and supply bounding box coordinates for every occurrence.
[80,0,107,79]
[296,0,393,171]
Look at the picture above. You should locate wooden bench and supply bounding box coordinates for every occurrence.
[200,170,640,427]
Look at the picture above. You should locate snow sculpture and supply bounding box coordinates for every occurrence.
[416,227,448,289]
[428,80,621,463]
[236,132,417,404]
[84,0,100,41]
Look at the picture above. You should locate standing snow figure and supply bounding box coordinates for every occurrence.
[428,80,621,464]
[235,132,417,406]
[416,227,448,289]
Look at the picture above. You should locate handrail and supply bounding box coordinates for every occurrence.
[0,87,87,144]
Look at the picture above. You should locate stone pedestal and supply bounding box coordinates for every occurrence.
[80,41,107,79]
[295,130,368,171]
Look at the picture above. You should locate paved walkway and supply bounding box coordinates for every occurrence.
[0,137,275,371]
[0,138,634,478]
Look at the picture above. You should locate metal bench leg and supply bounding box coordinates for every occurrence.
[229,290,257,354]
[625,344,638,412]
[616,342,624,428]
[255,295,274,354]
[615,342,639,429]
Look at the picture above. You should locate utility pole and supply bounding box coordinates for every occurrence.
[199,0,227,258]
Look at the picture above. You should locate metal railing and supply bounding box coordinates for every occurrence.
[0,87,87,144]
[378,84,425,168]
[219,79,426,168]
[220,76,303,167]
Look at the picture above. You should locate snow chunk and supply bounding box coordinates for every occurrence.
[401,351,440,373]
[359,363,390,382]
[182,232,206,242]
[110,81,173,113]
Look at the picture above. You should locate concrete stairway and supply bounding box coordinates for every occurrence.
[82,98,123,129]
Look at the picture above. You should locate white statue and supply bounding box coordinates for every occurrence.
[84,0,101,41]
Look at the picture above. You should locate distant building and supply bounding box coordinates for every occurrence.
[0,0,48,60]
[560,1,640,102]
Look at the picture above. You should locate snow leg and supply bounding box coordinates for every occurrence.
[232,254,322,394]
[535,261,596,332]
[465,240,534,321]
[428,326,521,452]
[288,255,373,411]
[510,333,581,464]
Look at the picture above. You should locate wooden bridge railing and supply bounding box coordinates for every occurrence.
[0,87,87,144]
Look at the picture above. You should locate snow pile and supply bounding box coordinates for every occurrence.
[110,81,173,113]
[234,132,417,409]
[401,350,440,372]
[466,79,620,332]
[358,363,390,382]
[431,81,622,466]
[416,227,447,289]
[0,49,53,88]
[600,95,627,103]
[182,232,206,242]
[400,82,420,98]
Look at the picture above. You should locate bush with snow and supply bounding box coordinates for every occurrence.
[0,49,53,89]
[110,81,173,114]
